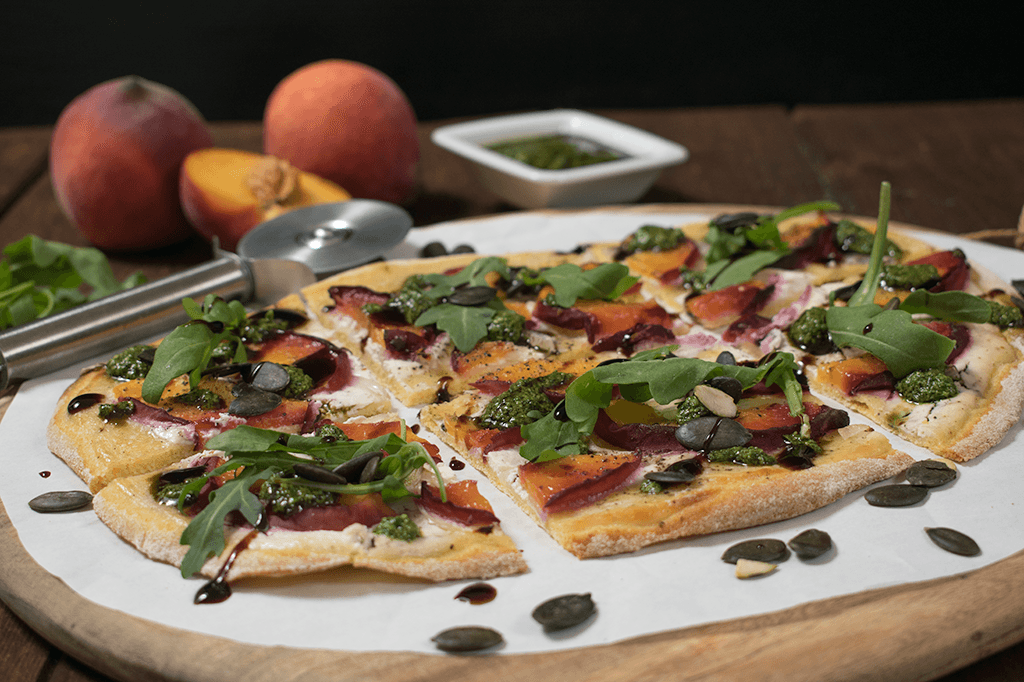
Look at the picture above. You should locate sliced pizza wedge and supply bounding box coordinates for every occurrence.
[94,416,527,582]
[420,347,913,559]
[788,249,1024,462]
[47,296,391,492]
[302,251,686,407]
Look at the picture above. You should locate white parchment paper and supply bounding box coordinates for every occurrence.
[2,210,1023,655]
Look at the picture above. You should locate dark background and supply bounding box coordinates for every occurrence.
[2,2,1017,126]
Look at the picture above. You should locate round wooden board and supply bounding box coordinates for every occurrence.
[2,204,1023,682]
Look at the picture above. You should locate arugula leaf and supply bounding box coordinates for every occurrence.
[823,182,970,378]
[706,249,787,291]
[701,200,840,290]
[414,302,498,353]
[0,235,144,330]
[899,289,992,323]
[520,349,806,461]
[140,295,250,402]
[826,305,954,378]
[180,466,271,577]
[847,183,892,307]
[537,262,638,307]
[142,321,227,402]
[420,256,509,299]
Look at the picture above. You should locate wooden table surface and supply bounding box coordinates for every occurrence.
[2,101,1024,681]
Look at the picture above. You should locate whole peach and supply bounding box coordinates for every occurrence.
[49,76,214,251]
[263,60,419,205]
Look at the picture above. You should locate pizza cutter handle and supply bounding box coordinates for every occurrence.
[0,253,255,392]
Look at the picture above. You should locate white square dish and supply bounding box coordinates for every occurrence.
[430,109,689,209]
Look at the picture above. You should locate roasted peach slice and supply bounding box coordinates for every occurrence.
[179,147,351,250]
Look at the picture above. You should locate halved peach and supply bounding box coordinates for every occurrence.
[179,147,351,250]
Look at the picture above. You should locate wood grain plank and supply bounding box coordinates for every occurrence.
[792,99,1024,239]
[0,126,50,215]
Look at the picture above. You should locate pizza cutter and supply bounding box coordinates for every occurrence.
[236,199,413,276]
[0,200,413,391]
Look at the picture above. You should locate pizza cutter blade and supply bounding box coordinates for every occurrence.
[236,199,414,277]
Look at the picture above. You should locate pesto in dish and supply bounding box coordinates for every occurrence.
[487,135,624,169]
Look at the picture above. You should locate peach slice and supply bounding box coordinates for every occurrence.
[179,147,351,251]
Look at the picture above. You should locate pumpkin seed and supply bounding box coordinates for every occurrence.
[926,527,981,556]
[158,466,206,485]
[722,538,790,564]
[332,450,383,481]
[228,384,282,417]
[293,462,347,485]
[712,212,760,230]
[706,375,743,401]
[420,241,448,258]
[905,460,957,488]
[715,350,737,366]
[431,626,503,652]
[248,362,292,393]
[29,490,93,513]
[693,384,737,417]
[532,593,596,632]
[447,286,496,306]
[675,416,751,451]
[865,484,928,507]
[644,469,696,485]
[788,529,833,560]
[736,558,777,579]
[359,453,382,483]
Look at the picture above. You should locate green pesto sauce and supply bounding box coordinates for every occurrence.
[373,513,421,542]
[706,446,774,466]
[639,479,663,495]
[787,307,835,354]
[155,478,200,508]
[315,423,351,442]
[105,345,152,380]
[478,372,571,430]
[281,365,314,399]
[834,220,904,260]
[486,308,526,343]
[240,311,290,343]
[98,399,135,422]
[676,394,710,424]
[677,268,708,293]
[881,263,940,290]
[783,431,823,455]
[987,300,1024,328]
[896,368,959,403]
[620,225,687,255]
[174,388,224,411]
[488,135,623,170]
[258,475,336,516]
[363,274,434,324]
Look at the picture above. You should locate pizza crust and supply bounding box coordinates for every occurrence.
[47,368,198,492]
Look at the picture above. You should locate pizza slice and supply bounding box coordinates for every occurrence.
[47,295,392,492]
[93,416,527,582]
[420,346,912,558]
[303,251,686,407]
[785,236,1024,462]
